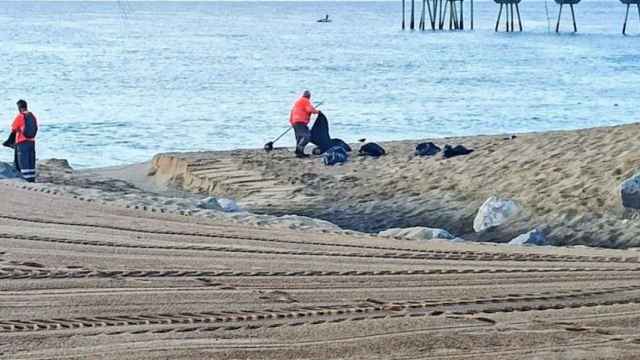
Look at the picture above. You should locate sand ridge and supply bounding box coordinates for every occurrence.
[1,183,640,359]
[150,122,640,248]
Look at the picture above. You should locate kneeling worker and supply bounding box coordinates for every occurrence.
[289,90,319,158]
[11,99,38,182]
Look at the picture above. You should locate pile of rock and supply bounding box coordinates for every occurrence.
[0,162,20,180]
[379,226,457,241]
[10,179,353,234]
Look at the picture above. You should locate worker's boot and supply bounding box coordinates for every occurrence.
[295,149,309,158]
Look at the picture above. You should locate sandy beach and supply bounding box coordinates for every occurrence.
[2,179,640,359]
[1,124,640,358]
[5,1,640,357]
[148,122,640,249]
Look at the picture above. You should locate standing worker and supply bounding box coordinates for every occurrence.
[11,99,38,182]
[289,90,319,158]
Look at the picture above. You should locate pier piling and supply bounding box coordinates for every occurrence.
[402,0,406,29]
[494,0,523,32]
[470,0,473,30]
[403,0,469,31]
[555,0,580,33]
[436,0,465,30]
[402,0,640,35]
[427,0,435,29]
[411,0,416,29]
[621,0,640,35]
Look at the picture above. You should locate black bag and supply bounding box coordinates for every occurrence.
[3,132,16,149]
[310,113,352,155]
[442,144,474,158]
[322,146,349,166]
[358,142,385,157]
[315,138,351,155]
[310,112,332,152]
[415,142,441,156]
[22,113,38,139]
[329,138,351,152]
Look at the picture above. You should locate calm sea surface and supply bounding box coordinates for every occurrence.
[0,1,639,168]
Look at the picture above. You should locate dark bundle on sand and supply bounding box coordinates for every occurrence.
[310,113,350,154]
[359,143,385,157]
[443,145,473,158]
[322,146,349,166]
[415,142,441,156]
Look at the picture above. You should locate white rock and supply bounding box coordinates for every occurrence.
[217,198,241,212]
[379,227,455,241]
[196,197,222,210]
[473,196,521,232]
[508,229,545,246]
[620,174,640,209]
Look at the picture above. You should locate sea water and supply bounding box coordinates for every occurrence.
[0,1,639,168]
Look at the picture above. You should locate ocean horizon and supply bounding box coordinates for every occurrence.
[1,0,639,168]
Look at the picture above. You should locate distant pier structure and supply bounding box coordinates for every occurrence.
[621,0,640,35]
[555,0,580,33]
[402,0,474,31]
[402,0,639,35]
[494,0,523,32]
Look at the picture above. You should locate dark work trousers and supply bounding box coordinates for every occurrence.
[16,141,36,182]
[292,124,310,154]
[13,147,20,172]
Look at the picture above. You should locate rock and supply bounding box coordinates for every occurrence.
[508,229,546,246]
[379,227,455,241]
[38,158,73,173]
[0,162,20,180]
[621,174,640,209]
[260,215,342,232]
[0,162,22,180]
[217,198,241,212]
[473,196,521,232]
[196,197,222,210]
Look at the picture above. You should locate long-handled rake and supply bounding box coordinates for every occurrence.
[263,101,323,153]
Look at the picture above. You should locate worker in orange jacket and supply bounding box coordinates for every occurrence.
[289,90,320,158]
[10,99,38,182]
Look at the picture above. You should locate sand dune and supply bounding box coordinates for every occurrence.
[1,183,640,359]
[149,123,640,248]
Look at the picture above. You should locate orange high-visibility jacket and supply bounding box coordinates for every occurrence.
[289,97,318,126]
[11,112,37,144]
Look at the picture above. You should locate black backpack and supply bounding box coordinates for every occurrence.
[22,112,38,139]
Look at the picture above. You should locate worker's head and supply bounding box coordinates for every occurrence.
[16,99,28,112]
[302,90,311,99]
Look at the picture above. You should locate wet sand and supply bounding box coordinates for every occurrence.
[2,182,640,359]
